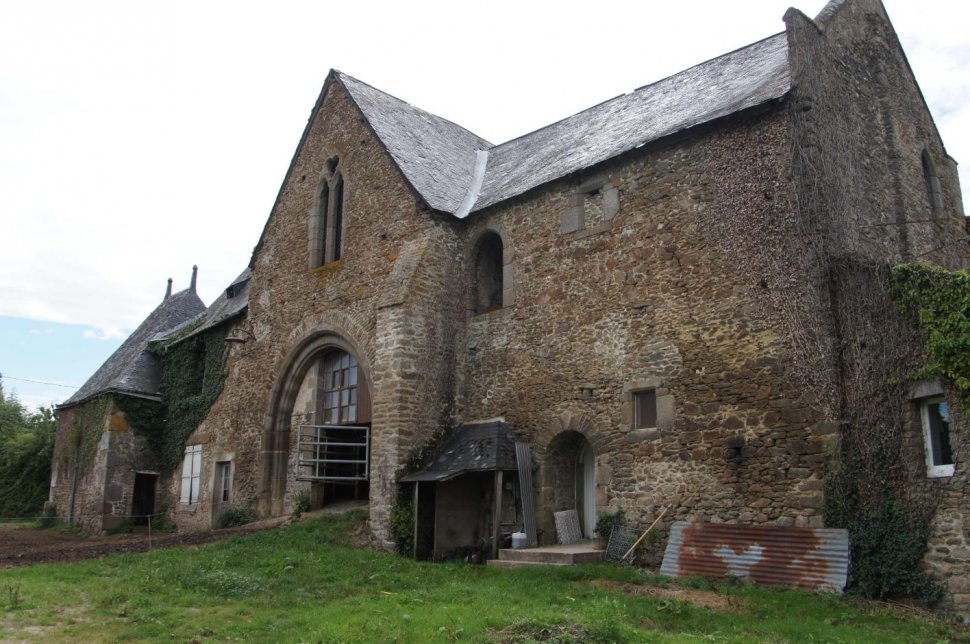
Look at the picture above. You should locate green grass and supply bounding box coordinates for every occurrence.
[0,511,959,642]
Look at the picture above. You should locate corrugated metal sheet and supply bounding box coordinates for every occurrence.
[660,521,849,592]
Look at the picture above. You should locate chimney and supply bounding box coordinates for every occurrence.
[190,265,198,293]
[164,278,173,301]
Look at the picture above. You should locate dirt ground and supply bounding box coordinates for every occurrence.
[0,517,289,567]
[0,502,369,568]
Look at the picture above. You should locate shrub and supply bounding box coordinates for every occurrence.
[292,489,311,518]
[217,502,258,528]
[595,509,625,540]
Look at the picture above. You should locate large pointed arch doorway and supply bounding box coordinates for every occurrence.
[261,334,372,516]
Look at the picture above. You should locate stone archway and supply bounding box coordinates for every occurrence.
[260,330,372,517]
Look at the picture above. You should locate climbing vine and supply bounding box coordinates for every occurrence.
[64,396,110,472]
[888,263,970,405]
[117,326,228,474]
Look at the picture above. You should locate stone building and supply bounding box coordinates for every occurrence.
[53,0,969,609]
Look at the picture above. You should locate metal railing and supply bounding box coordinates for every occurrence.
[295,424,370,482]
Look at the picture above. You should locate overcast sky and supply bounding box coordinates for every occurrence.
[1,0,968,409]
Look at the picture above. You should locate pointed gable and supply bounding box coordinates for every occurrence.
[336,72,494,214]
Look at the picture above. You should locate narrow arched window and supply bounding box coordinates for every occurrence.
[331,173,344,262]
[922,150,943,219]
[318,183,330,266]
[472,231,503,314]
[309,157,347,267]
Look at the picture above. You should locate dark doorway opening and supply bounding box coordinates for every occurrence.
[131,472,158,526]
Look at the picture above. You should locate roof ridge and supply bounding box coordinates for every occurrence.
[335,71,494,148]
[488,32,787,155]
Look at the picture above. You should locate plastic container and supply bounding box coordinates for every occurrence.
[511,532,528,549]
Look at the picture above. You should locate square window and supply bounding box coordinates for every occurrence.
[921,397,954,478]
[634,390,657,429]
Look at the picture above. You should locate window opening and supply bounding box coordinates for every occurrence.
[473,232,503,314]
[634,390,657,429]
[318,183,330,266]
[921,397,954,477]
[217,461,231,503]
[922,150,943,220]
[180,445,203,504]
[332,174,344,261]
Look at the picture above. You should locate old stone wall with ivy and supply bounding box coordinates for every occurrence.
[785,0,969,607]
[48,396,111,531]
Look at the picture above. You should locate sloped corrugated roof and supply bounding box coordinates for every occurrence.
[60,289,206,407]
[337,32,790,217]
[400,421,518,482]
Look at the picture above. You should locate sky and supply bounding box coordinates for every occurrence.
[1,0,968,410]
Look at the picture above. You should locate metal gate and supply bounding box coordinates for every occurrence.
[296,424,370,481]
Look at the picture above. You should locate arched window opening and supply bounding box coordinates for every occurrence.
[922,150,943,219]
[331,174,344,262]
[472,231,503,314]
[318,183,330,266]
[310,157,346,268]
[317,348,362,425]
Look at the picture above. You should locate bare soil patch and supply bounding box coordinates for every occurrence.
[586,579,741,611]
[0,517,288,567]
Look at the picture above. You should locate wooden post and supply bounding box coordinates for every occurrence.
[147,513,152,552]
[412,483,420,560]
[492,470,503,559]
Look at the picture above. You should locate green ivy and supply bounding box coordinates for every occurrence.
[824,445,944,605]
[888,263,970,404]
[116,327,228,474]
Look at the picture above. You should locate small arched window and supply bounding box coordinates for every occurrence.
[331,173,344,262]
[472,231,504,314]
[922,149,943,220]
[310,157,346,268]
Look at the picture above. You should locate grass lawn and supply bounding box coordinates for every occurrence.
[0,511,959,642]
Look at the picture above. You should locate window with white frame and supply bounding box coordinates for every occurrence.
[921,397,954,478]
[180,444,203,504]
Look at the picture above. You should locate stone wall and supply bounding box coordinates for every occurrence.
[51,397,158,532]
[459,107,835,542]
[786,0,970,613]
[175,80,465,543]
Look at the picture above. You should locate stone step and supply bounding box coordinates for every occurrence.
[495,546,603,565]
[487,559,572,569]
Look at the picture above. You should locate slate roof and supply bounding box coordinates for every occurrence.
[61,289,206,408]
[153,268,251,345]
[400,421,519,482]
[335,31,790,218]
[338,74,493,214]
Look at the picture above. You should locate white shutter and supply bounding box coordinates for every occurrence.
[181,445,202,504]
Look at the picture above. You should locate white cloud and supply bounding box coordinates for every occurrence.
[0,0,966,342]
[28,328,54,335]
[82,328,126,341]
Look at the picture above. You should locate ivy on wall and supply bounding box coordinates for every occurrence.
[888,263,970,404]
[117,326,228,474]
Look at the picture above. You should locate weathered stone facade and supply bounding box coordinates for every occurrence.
[54,0,970,613]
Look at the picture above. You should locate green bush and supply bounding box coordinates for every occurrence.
[292,489,311,518]
[217,502,258,528]
[595,508,625,540]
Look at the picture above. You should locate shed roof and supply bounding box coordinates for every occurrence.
[400,421,518,483]
[61,288,206,408]
[336,31,790,217]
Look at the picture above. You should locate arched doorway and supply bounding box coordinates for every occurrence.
[544,431,597,539]
[261,334,371,516]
